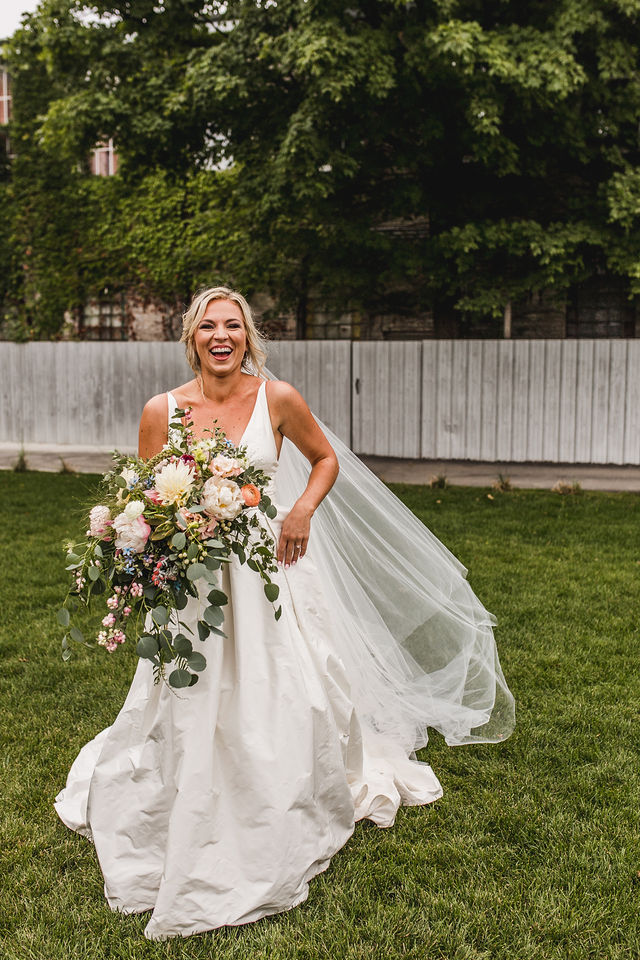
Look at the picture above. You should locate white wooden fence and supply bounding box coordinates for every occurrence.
[1,339,639,463]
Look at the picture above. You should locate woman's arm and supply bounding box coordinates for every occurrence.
[138,394,170,459]
[266,380,339,567]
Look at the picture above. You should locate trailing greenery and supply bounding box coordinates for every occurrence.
[3,1,640,335]
[1,471,639,959]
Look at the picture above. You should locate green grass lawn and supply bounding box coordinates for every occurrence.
[1,470,639,960]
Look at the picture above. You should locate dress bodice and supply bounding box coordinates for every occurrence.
[166,379,279,479]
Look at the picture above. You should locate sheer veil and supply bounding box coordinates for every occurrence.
[264,367,515,754]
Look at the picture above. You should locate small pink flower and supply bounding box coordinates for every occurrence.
[102,613,116,627]
[144,489,163,505]
[107,595,118,610]
[200,518,219,538]
[123,606,132,617]
[105,640,118,652]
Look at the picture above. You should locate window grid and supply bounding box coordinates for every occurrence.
[90,139,118,176]
[0,68,11,125]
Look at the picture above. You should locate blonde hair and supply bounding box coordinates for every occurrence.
[180,286,268,376]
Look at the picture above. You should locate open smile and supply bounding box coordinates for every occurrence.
[209,346,233,361]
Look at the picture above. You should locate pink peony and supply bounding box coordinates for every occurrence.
[112,513,151,553]
[89,505,111,537]
[201,476,244,521]
[209,454,244,478]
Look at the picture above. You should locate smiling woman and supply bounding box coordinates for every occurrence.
[54,284,514,942]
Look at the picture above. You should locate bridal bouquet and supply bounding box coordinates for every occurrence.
[58,405,280,689]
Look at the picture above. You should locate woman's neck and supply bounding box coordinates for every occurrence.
[197,368,246,405]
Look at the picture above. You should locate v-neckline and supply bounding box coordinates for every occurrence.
[234,380,264,448]
[168,379,265,449]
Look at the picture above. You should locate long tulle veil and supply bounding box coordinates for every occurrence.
[264,366,515,753]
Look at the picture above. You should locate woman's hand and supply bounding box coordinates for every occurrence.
[278,501,313,567]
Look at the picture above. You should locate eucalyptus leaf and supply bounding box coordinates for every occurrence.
[114,475,127,488]
[61,634,69,650]
[187,563,207,581]
[266,505,278,520]
[168,668,192,689]
[62,647,73,661]
[173,634,193,657]
[175,591,188,611]
[264,583,280,603]
[69,626,85,644]
[186,542,199,560]
[57,608,70,627]
[189,673,199,686]
[208,625,227,638]
[65,552,81,563]
[207,589,228,606]
[171,531,186,550]
[275,605,282,621]
[137,635,159,659]
[187,651,206,672]
[203,605,224,627]
[65,562,83,570]
[159,633,175,658]
[205,538,224,548]
[204,555,220,571]
[197,621,210,642]
[151,606,169,625]
[87,565,101,581]
[94,544,103,558]
[91,579,105,595]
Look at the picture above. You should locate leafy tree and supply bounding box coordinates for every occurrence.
[3,0,640,336]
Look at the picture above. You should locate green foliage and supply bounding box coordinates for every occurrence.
[3,0,640,334]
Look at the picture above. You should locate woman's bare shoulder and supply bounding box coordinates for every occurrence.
[265,378,305,407]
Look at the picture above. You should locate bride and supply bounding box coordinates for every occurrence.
[55,285,515,941]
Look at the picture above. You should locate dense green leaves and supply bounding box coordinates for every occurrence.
[3,0,640,335]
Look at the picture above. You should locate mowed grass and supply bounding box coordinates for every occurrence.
[1,470,639,960]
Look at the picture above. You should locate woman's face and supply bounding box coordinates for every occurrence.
[194,299,247,377]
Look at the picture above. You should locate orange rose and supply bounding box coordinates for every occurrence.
[240,483,261,507]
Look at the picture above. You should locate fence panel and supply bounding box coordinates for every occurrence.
[1,339,639,464]
[265,340,350,444]
[352,342,422,457]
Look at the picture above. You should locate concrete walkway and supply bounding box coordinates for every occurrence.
[2,442,640,491]
[361,456,640,492]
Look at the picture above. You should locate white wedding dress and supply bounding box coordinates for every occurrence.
[54,381,446,941]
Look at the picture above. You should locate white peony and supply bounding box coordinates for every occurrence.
[209,453,245,478]
[201,476,244,521]
[112,513,151,553]
[89,505,111,537]
[154,460,195,505]
[123,499,145,520]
